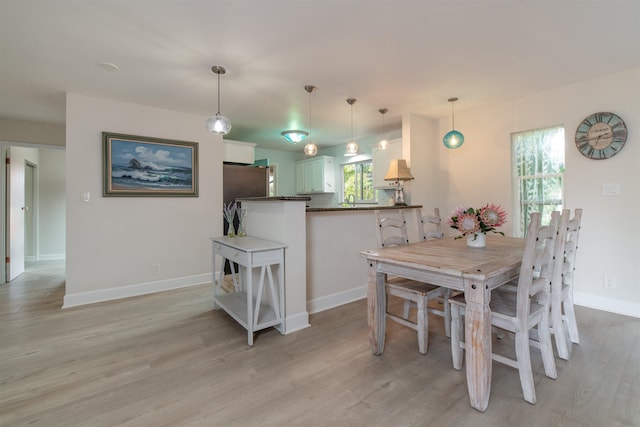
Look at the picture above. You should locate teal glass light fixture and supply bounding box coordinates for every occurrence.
[443,97,464,149]
[205,66,232,135]
[281,130,309,143]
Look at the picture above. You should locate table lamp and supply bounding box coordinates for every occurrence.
[384,159,414,206]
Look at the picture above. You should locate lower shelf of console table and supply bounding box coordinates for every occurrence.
[210,236,286,346]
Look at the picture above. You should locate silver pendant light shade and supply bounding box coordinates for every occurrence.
[206,66,232,135]
[378,108,389,150]
[345,98,358,156]
[304,85,318,156]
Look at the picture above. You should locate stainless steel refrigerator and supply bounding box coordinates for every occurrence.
[222,163,269,234]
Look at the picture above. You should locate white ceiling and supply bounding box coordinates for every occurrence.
[1,1,639,152]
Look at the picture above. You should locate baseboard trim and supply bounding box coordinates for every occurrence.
[37,254,66,261]
[63,274,210,309]
[574,291,640,318]
[284,311,310,334]
[306,287,639,319]
[307,285,366,314]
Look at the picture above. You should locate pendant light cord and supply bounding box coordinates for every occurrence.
[451,101,455,130]
[217,72,221,115]
[350,103,354,141]
[308,90,312,141]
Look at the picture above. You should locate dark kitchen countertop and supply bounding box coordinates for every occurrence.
[306,204,422,213]
[236,196,312,202]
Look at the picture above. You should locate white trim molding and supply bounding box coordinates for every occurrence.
[307,285,366,314]
[574,292,640,319]
[63,274,210,308]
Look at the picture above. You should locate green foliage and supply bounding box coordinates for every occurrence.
[512,126,565,234]
[343,161,375,201]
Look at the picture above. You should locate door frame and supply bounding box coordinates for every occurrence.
[1,141,62,284]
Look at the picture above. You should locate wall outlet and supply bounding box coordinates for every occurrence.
[603,275,616,289]
[152,264,160,275]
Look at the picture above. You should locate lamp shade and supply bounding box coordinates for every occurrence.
[345,141,359,156]
[384,159,414,181]
[303,142,318,156]
[443,130,464,149]
[281,130,308,143]
[206,113,232,134]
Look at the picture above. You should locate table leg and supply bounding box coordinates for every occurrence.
[463,277,492,412]
[246,264,254,347]
[367,262,386,355]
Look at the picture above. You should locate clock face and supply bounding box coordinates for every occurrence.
[575,112,627,160]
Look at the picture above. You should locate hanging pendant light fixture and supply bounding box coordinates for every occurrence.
[281,130,308,143]
[345,98,359,156]
[443,97,464,149]
[378,108,389,150]
[205,65,232,135]
[303,85,318,156]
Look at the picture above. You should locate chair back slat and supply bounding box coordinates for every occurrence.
[550,209,570,297]
[416,207,444,241]
[517,212,558,321]
[563,209,582,286]
[374,210,410,248]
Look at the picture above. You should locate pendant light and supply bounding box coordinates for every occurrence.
[378,108,389,150]
[443,97,464,149]
[281,130,308,143]
[304,85,318,156]
[345,98,358,156]
[205,65,232,135]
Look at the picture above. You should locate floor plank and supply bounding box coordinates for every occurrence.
[0,262,638,426]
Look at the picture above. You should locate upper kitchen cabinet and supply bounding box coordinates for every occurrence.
[372,139,402,188]
[295,156,335,194]
[224,140,256,164]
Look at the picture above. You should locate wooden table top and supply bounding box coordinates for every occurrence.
[360,235,526,281]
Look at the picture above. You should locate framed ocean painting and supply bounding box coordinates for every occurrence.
[102,132,198,197]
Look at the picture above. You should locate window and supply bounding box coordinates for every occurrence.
[342,160,374,202]
[512,126,565,236]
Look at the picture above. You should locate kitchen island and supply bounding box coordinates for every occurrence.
[235,197,423,325]
[305,205,422,313]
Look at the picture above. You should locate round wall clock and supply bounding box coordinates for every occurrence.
[575,112,627,160]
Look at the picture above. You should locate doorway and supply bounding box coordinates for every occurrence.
[25,162,36,262]
[1,144,65,285]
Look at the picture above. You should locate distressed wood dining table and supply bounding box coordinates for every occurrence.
[360,235,526,412]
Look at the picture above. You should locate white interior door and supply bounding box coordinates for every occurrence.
[7,147,26,281]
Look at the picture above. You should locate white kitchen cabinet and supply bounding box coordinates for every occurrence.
[372,139,402,188]
[223,140,256,164]
[295,156,335,194]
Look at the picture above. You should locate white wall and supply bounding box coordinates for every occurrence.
[0,117,65,147]
[419,67,639,317]
[64,93,223,307]
[38,148,66,260]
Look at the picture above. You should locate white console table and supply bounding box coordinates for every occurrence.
[210,236,286,346]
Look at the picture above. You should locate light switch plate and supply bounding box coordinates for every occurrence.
[602,183,621,196]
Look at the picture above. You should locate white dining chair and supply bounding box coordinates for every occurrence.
[449,212,558,404]
[415,207,451,337]
[374,209,449,354]
[551,208,582,360]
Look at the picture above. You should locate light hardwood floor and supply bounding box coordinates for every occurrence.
[1,262,638,426]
